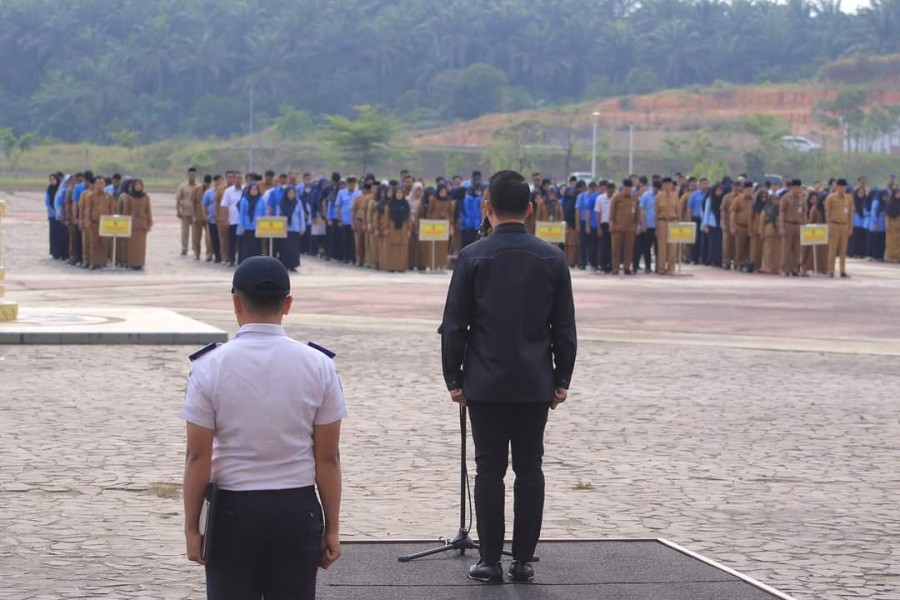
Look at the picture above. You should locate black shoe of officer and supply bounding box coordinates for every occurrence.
[508,561,535,582]
[468,561,503,584]
[841,272,850,278]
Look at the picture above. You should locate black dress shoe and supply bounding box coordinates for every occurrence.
[468,561,503,583]
[508,561,535,582]
[841,272,850,278]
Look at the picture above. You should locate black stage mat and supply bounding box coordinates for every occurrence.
[318,540,792,600]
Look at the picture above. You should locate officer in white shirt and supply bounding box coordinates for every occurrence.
[182,256,346,599]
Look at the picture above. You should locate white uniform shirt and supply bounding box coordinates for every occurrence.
[181,324,346,491]
[221,187,243,226]
[594,193,611,224]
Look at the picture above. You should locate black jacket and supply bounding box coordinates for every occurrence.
[441,222,577,403]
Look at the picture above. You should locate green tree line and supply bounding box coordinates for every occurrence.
[1,0,897,144]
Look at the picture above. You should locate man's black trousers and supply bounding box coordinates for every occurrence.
[468,401,550,564]
[205,486,322,600]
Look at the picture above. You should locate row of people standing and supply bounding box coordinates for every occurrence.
[46,171,152,270]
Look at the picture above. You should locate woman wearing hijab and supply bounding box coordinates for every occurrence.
[867,189,887,262]
[850,186,868,258]
[275,185,306,272]
[46,173,61,258]
[701,183,724,267]
[375,183,393,269]
[759,190,781,274]
[237,182,266,264]
[422,185,454,270]
[407,181,425,271]
[122,179,153,270]
[885,188,900,263]
[801,190,828,274]
[380,186,411,272]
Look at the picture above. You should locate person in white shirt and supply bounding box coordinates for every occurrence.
[594,181,613,273]
[220,174,244,266]
[182,256,346,599]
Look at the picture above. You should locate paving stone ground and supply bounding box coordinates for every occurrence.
[2,191,899,600]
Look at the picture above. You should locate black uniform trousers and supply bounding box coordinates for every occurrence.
[227,225,239,265]
[341,225,354,263]
[636,227,656,272]
[599,222,611,272]
[208,222,221,263]
[206,486,322,600]
[468,401,550,564]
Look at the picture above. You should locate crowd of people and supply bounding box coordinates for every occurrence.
[45,167,900,277]
[45,171,152,270]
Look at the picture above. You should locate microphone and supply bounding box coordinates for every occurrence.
[478,217,492,239]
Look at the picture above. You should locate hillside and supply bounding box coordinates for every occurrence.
[410,81,900,151]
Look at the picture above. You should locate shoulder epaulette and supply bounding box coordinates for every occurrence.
[307,341,336,359]
[189,342,222,362]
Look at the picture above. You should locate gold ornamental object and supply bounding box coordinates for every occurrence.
[0,199,18,321]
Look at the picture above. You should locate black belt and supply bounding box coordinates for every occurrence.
[786,221,801,225]
[829,222,846,225]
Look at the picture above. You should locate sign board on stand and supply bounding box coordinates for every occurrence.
[535,221,566,244]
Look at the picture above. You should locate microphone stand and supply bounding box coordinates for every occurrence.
[399,405,486,561]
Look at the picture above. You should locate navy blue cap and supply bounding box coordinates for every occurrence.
[232,256,291,298]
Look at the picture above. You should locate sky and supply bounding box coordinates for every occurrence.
[835,0,869,12]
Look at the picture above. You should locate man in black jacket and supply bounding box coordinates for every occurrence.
[441,170,577,584]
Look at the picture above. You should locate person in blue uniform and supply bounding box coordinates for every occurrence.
[868,189,887,261]
[53,174,70,261]
[576,181,599,270]
[45,173,61,259]
[688,178,709,264]
[460,183,483,250]
[182,256,346,599]
[275,185,307,272]
[335,177,362,264]
[702,182,724,266]
[237,182,267,264]
[203,175,223,263]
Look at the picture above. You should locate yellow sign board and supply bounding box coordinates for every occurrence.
[535,221,566,244]
[801,224,828,246]
[256,216,288,239]
[99,215,132,238]
[419,219,450,242]
[668,221,697,244]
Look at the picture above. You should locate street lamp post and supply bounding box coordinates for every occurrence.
[591,112,600,180]
[628,123,634,174]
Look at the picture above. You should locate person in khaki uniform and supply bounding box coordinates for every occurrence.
[353,182,371,266]
[86,176,117,269]
[760,192,782,274]
[825,178,853,278]
[780,179,807,276]
[123,179,153,270]
[749,189,766,273]
[654,177,679,275]
[730,183,754,272]
[536,187,564,222]
[721,183,737,269]
[175,167,199,256]
[215,172,233,265]
[609,179,641,275]
[191,176,211,260]
[677,178,697,260]
[364,185,383,268]
[80,182,96,268]
[424,184,455,270]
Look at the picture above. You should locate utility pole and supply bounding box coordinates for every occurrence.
[248,87,255,173]
[628,123,634,174]
[591,112,600,179]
